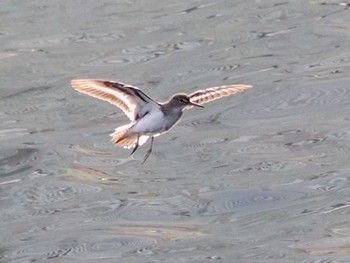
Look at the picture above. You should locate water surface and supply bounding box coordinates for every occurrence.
[1,1,350,262]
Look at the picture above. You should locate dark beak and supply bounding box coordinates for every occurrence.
[189,101,204,108]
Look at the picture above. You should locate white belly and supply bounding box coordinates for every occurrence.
[130,108,181,136]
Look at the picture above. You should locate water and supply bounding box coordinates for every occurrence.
[1,0,350,262]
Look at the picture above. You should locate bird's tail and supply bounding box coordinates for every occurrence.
[110,123,137,149]
[110,124,150,149]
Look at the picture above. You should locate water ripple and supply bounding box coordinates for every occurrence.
[14,181,101,206]
[227,84,350,118]
[200,188,305,216]
[92,39,211,65]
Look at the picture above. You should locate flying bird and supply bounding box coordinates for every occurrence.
[71,79,252,163]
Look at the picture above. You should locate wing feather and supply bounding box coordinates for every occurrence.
[71,79,158,121]
[188,84,252,109]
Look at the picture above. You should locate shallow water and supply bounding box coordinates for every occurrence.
[2,0,350,262]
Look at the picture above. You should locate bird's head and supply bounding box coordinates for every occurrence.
[170,94,203,109]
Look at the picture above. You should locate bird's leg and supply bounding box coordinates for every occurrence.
[141,137,154,164]
[130,135,139,155]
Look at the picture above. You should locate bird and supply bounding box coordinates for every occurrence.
[71,79,252,163]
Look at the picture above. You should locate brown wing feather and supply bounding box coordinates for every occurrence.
[188,84,252,109]
[71,79,157,121]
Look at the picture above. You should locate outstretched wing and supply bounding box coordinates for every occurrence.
[71,79,159,121]
[187,84,252,109]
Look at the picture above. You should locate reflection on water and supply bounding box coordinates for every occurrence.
[2,0,350,262]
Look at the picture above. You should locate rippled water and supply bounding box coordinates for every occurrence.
[2,0,350,262]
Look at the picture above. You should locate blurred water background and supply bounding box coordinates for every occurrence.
[1,1,350,262]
